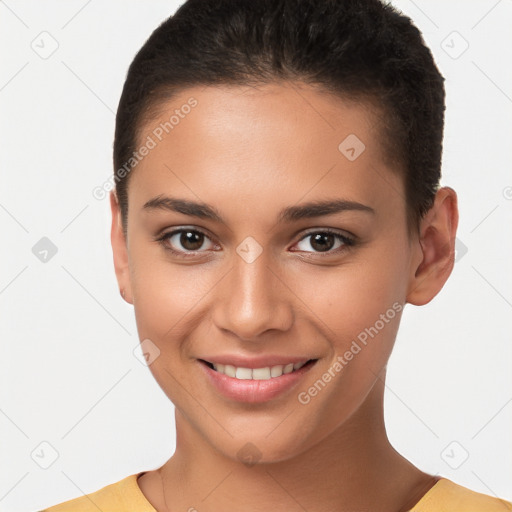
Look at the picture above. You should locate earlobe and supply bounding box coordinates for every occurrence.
[406,187,459,306]
[110,191,133,304]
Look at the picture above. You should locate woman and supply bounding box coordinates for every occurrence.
[42,0,512,510]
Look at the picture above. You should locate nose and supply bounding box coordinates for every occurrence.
[212,248,294,342]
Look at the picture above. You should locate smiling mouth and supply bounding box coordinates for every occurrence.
[199,359,318,380]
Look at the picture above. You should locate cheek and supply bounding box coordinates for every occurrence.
[289,244,408,387]
[292,253,406,340]
[129,244,214,346]
[290,262,405,432]
[128,250,212,403]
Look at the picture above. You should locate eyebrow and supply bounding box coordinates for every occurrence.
[142,195,375,223]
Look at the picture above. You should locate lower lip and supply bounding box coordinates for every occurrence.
[199,360,317,403]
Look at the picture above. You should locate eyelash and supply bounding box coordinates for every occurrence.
[154,227,356,259]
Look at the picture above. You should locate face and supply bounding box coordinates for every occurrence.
[111,82,432,463]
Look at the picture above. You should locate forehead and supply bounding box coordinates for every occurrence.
[129,82,404,227]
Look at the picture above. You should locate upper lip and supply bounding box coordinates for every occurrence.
[199,355,317,369]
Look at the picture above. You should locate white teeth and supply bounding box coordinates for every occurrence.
[270,365,283,377]
[252,367,271,380]
[235,367,253,380]
[224,364,236,378]
[283,363,294,374]
[209,360,310,379]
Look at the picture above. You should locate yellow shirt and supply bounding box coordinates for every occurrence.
[39,473,512,512]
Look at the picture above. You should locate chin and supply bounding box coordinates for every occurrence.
[211,431,318,467]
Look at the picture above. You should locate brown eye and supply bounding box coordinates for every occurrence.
[309,233,336,252]
[158,228,217,254]
[178,230,206,251]
[294,229,355,255]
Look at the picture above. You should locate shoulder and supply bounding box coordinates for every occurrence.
[38,473,155,512]
[411,478,512,512]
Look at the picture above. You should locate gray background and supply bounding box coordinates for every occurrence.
[1,1,511,510]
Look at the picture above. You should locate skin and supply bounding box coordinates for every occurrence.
[110,81,458,511]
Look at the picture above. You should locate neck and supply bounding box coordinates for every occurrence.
[145,378,436,512]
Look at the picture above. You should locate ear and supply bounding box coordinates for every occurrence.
[406,186,459,306]
[110,190,133,304]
